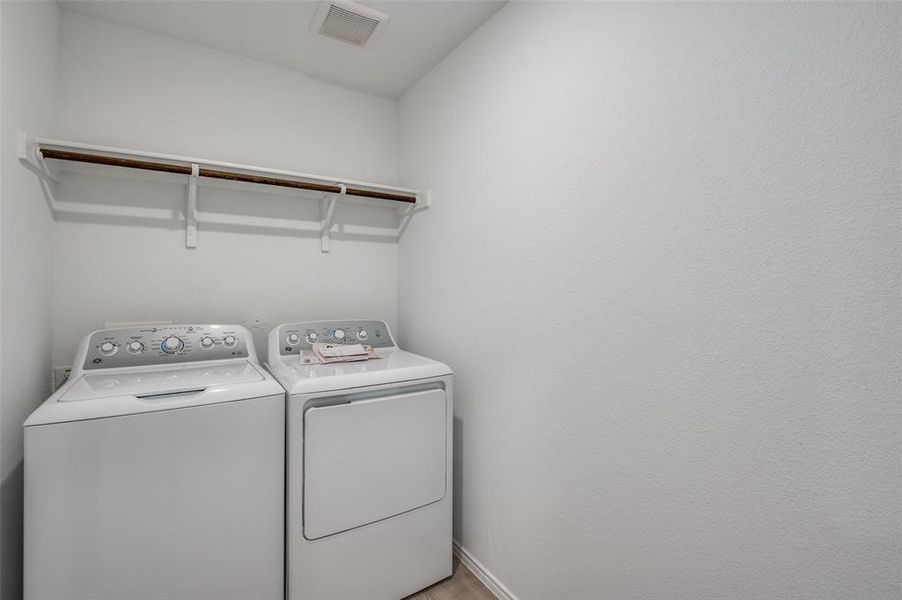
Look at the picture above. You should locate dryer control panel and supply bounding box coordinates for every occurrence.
[277,320,395,356]
[82,324,250,370]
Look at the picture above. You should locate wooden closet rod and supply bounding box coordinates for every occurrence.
[40,148,417,204]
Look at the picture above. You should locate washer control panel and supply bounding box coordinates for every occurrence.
[83,324,249,370]
[278,320,394,356]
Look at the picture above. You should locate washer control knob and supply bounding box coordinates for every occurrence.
[331,328,346,343]
[356,328,368,341]
[222,335,237,348]
[161,336,184,354]
[100,341,118,356]
[286,333,300,345]
[199,336,215,349]
[127,341,144,354]
[306,332,318,344]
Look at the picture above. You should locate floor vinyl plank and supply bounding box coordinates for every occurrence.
[405,557,497,600]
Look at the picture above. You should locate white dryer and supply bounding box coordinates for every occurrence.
[24,324,284,600]
[266,320,453,600]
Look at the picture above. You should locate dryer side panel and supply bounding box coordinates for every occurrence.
[303,388,447,540]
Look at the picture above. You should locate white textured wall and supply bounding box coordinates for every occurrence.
[399,3,901,599]
[0,2,59,598]
[52,11,401,363]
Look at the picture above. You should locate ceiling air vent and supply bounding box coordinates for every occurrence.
[311,0,389,47]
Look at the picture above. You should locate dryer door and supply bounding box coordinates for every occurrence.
[303,387,447,540]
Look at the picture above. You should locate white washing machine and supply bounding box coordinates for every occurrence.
[266,320,453,600]
[24,324,284,600]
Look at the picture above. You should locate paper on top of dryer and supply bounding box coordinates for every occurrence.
[317,343,368,358]
[301,343,382,365]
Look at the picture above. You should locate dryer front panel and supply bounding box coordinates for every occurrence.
[302,387,447,540]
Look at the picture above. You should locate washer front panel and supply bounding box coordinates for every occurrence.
[24,394,284,600]
[83,325,249,370]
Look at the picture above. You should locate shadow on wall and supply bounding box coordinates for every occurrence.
[1,462,24,600]
[49,168,409,245]
[453,415,464,542]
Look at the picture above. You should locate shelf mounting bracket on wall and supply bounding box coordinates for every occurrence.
[397,188,431,240]
[320,184,345,253]
[185,163,199,249]
[17,131,58,212]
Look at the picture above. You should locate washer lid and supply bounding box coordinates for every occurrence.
[60,361,264,402]
[266,349,451,395]
[24,361,285,427]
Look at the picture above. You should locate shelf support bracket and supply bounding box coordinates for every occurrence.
[17,132,57,184]
[397,203,417,239]
[186,163,199,249]
[321,184,344,253]
[18,131,58,213]
[397,188,431,240]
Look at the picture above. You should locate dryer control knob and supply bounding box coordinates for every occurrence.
[222,335,237,348]
[161,336,184,354]
[331,328,346,342]
[286,333,300,345]
[127,341,144,354]
[100,341,118,356]
[306,332,318,343]
[199,336,215,349]
[356,328,368,341]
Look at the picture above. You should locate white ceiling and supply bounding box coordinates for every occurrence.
[59,0,505,98]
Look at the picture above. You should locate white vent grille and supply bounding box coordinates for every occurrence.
[311,0,389,47]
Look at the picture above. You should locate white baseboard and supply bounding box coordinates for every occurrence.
[452,540,518,600]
